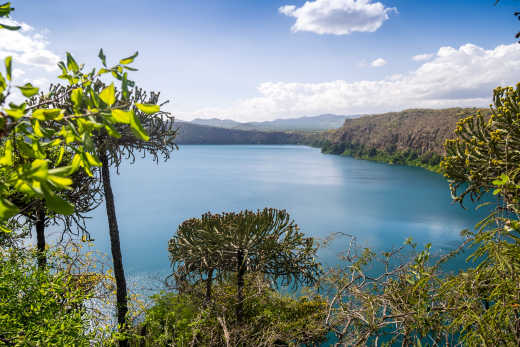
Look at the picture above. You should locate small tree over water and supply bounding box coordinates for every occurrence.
[169,208,321,323]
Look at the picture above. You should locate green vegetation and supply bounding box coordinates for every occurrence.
[133,276,327,346]
[0,246,116,346]
[320,108,489,172]
[168,209,321,324]
[3,0,520,345]
[0,249,92,346]
[322,141,443,172]
[0,3,168,345]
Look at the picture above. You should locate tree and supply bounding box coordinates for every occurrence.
[7,88,105,268]
[9,163,102,268]
[440,83,520,344]
[90,82,176,344]
[0,4,158,232]
[169,208,321,324]
[0,3,167,343]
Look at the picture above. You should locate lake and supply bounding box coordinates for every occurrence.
[82,145,486,283]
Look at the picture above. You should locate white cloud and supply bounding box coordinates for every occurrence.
[279,0,397,35]
[370,57,386,67]
[184,43,520,122]
[0,18,60,72]
[412,53,434,62]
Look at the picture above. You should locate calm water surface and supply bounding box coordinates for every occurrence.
[84,145,485,280]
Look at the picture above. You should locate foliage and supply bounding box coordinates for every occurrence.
[320,84,520,346]
[439,83,520,345]
[322,142,443,172]
[320,235,462,346]
[0,3,159,232]
[132,275,328,347]
[0,248,97,346]
[169,208,320,290]
[320,108,487,172]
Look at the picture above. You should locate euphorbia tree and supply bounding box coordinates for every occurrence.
[169,208,321,323]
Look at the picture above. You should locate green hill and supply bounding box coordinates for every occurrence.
[320,108,489,170]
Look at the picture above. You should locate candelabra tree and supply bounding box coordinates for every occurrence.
[169,208,321,324]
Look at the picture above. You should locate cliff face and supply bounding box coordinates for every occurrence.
[321,108,488,169]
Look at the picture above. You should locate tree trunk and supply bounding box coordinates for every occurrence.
[100,150,129,347]
[35,207,46,269]
[236,250,246,324]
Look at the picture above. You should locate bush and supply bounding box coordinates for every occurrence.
[0,248,95,346]
[133,275,328,346]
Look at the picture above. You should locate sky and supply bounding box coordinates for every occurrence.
[2,0,520,122]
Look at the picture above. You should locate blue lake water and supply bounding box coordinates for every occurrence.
[84,145,486,281]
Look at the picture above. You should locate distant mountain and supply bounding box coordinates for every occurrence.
[189,114,359,132]
[174,121,318,145]
[190,118,242,128]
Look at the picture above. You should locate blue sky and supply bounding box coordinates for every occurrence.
[2,0,520,121]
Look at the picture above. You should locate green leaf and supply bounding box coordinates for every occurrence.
[5,56,11,81]
[135,103,160,114]
[55,146,65,166]
[33,120,44,137]
[104,124,121,138]
[0,198,18,221]
[48,175,73,188]
[99,83,115,106]
[42,185,74,215]
[5,107,24,119]
[32,108,63,121]
[130,110,150,141]
[97,68,110,76]
[0,72,6,94]
[30,159,48,180]
[85,152,101,166]
[71,88,83,111]
[111,109,131,124]
[98,48,107,67]
[121,72,129,99]
[66,52,79,73]
[0,139,13,165]
[57,61,67,74]
[0,23,20,30]
[119,51,138,65]
[17,83,39,97]
[0,2,14,18]
[0,224,12,233]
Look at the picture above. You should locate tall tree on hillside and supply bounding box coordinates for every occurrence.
[6,86,104,268]
[90,68,176,344]
[169,208,321,324]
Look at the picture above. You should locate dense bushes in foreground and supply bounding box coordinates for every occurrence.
[132,276,327,346]
[0,249,94,346]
